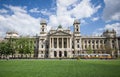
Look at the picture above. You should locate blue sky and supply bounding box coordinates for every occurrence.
[0,0,120,37]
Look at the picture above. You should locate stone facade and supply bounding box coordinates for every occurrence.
[35,19,120,58]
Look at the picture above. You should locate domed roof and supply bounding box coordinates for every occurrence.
[74,19,80,24]
[58,25,62,28]
[40,19,46,24]
[6,30,18,34]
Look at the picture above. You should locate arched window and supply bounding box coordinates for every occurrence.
[76,29,78,31]
[64,51,67,57]
[59,51,62,57]
[54,51,57,57]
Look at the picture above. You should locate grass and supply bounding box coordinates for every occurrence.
[0,59,120,77]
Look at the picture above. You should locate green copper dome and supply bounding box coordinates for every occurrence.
[58,25,62,28]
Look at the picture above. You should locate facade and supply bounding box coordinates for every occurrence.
[35,19,120,58]
[1,19,120,59]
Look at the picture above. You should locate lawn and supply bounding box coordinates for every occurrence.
[0,59,120,77]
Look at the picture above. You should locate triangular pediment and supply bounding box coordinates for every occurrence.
[49,31,71,36]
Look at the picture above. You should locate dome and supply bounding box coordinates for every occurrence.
[74,19,80,24]
[58,25,62,28]
[6,30,18,34]
[40,19,46,24]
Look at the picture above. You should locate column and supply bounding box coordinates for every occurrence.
[69,38,70,48]
[51,38,52,48]
[62,38,64,48]
[57,51,59,58]
[98,40,100,49]
[90,40,92,49]
[57,38,59,48]
[70,38,72,48]
[67,38,69,48]
[50,38,51,48]
[52,38,54,48]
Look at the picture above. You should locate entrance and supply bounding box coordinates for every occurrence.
[59,51,62,57]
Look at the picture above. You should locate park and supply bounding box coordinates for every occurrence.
[0,59,120,77]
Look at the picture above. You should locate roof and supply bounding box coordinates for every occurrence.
[58,25,62,28]
[40,19,46,24]
[74,19,80,24]
[6,31,18,34]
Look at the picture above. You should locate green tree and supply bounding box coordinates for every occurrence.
[0,41,14,59]
[16,38,34,58]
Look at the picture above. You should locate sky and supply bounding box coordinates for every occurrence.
[0,0,120,38]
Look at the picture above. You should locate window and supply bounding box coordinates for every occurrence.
[54,51,57,57]
[77,45,79,48]
[100,40,102,43]
[41,45,43,48]
[85,45,87,49]
[42,29,44,32]
[93,45,94,49]
[77,40,79,43]
[64,51,67,57]
[72,51,74,54]
[88,40,90,44]
[96,40,98,43]
[76,29,78,31]
[76,25,78,27]
[41,51,43,54]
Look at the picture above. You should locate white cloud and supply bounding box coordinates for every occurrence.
[29,8,40,13]
[91,17,99,21]
[40,9,52,16]
[103,0,120,21]
[0,0,101,37]
[0,9,8,13]
[48,0,101,29]
[105,23,120,36]
[93,23,120,36]
[0,5,40,37]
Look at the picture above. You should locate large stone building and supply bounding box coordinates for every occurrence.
[35,19,120,58]
[1,19,120,59]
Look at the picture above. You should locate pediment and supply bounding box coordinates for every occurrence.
[49,31,71,36]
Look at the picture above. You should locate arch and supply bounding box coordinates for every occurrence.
[54,51,57,57]
[64,51,67,57]
[59,51,62,57]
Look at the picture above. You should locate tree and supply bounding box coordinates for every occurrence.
[16,37,34,58]
[87,46,93,54]
[0,41,14,59]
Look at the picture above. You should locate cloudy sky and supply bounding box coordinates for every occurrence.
[0,0,120,38]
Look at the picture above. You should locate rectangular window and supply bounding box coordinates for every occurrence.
[77,45,79,48]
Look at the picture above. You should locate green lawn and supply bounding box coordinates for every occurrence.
[0,59,120,77]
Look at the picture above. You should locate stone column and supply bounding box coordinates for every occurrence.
[52,38,54,48]
[94,40,96,49]
[62,38,64,48]
[69,38,70,48]
[70,38,72,48]
[50,37,51,48]
[98,40,100,49]
[53,38,54,48]
[51,38,52,48]
[57,38,59,48]
[62,51,64,57]
[67,38,69,48]
[90,40,92,49]
[57,51,59,58]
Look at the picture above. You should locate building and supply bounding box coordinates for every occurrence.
[1,19,120,59]
[35,19,120,58]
